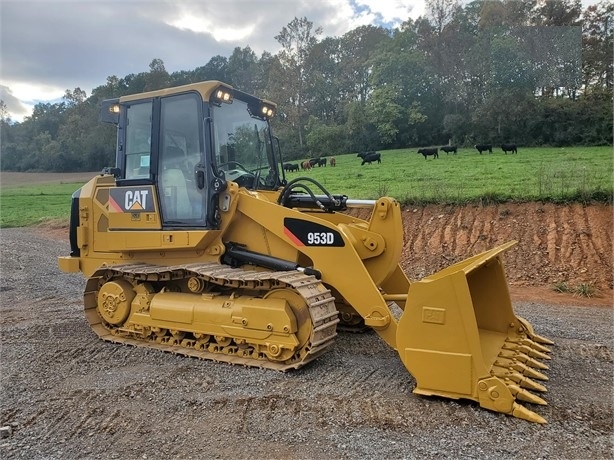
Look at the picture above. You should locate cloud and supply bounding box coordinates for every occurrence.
[0,85,31,120]
[351,0,424,27]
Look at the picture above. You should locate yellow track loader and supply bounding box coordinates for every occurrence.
[58,81,553,423]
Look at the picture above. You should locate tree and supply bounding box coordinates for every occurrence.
[344,101,380,152]
[369,23,437,147]
[582,2,614,90]
[303,37,343,124]
[227,46,260,94]
[63,88,87,106]
[532,0,582,26]
[426,0,461,34]
[144,58,170,91]
[194,55,229,82]
[0,99,10,123]
[275,17,322,151]
[338,25,391,104]
[305,116,348,156]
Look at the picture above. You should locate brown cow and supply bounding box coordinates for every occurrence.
[329,157,336,167]
[301,160,312,170]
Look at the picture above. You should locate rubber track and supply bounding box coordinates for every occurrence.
[83,262,339,371]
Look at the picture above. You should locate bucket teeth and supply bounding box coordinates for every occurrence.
[477,375,548,424]
[498,349,549,370]
[517,316,555,346]
[507,337,552,354]
[503,342,551,360]
[507,383,548,406]
[531,333,555,346]
[493,369,548,392]
[511,402,547,424]
[494,359,549,381]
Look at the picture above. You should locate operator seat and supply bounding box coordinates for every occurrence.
[160,147,193,220]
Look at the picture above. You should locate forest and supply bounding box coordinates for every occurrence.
[0,0,612,172]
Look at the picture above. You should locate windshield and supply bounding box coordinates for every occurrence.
[211,99,280,190]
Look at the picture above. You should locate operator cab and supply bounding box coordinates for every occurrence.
[100,81,283,229]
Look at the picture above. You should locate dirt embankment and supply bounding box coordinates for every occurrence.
[350,202,612,305]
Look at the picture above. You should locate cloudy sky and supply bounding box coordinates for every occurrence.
[0,0,427,122]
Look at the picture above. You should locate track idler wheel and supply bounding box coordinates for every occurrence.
[260,289,312,362]
[97,279,135,326]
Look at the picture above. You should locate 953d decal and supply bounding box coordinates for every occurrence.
[284,218,345,247]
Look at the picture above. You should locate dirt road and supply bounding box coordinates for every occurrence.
[0,210,612,459]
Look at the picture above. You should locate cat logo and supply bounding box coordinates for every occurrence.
[125,190,149,210]
[109,186,155,213]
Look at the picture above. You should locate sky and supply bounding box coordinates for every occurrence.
[0,0,427,122]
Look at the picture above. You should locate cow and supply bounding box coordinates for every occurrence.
[317,157,327,167]
[329,157,336,167]
[301,160,312,170]
[440,145,457,154]
[418,147,439,159]
[361,152,381,165]
[501,144,517,154]
[308,158,319,168]
[284,163,299,172]
[475,144,493,154]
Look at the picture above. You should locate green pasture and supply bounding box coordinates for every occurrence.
[0,146,611,228]
[0,182,83,228]
[290,146,613,203]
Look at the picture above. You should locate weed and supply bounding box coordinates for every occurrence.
[553,281,572,293]
[574,283,598,298]
[376,182,389,198]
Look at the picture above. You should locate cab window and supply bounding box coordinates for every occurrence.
[124,102,152,179]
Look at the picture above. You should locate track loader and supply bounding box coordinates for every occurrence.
[58,81,553,423]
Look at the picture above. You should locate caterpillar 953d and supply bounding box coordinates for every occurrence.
[58,81,553,423]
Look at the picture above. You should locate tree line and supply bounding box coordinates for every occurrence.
[1,0,611,172]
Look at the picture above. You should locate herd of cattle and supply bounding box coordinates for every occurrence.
[283,143,518,171]
[283,157,335,172]
[418,143,518,159]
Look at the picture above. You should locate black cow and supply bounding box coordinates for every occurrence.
[501,144,517,154]
[317,157,327,167]
[440,145,457,154]
[361,152,381,165]
[418,147,439,159]
[284,163,299,172]
[309,158,319,167]
[475,144,493,154]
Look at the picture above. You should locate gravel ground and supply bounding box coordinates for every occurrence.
[0,228,612,459]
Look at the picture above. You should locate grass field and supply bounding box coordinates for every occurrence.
[0,146,611,228]
[0,173,98,228]
[295,145,613,203]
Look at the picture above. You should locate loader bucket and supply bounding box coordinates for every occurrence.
[397,241,553,423]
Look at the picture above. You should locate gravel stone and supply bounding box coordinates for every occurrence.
[0,228,612,459]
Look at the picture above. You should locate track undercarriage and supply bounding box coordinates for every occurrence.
[84,263,339,370]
